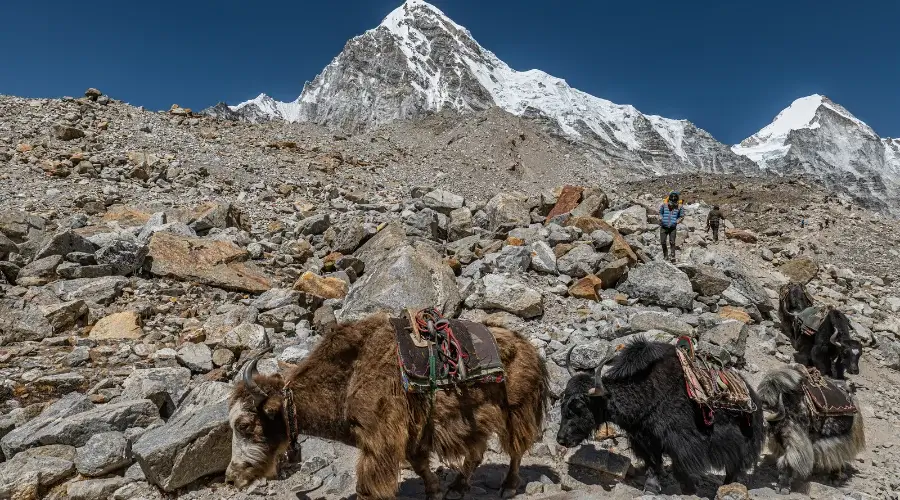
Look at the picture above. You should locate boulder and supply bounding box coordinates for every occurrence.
[293,271,348,300]
[0,445,76,498]
[629,312,693,337]
[700,320,750,361]
[132,401,231,492]
[219,323,268,353]
[571,192,610,219]
[545,185,583,221]
[52,123,85,141]
[186,202,247,234]
[297,213,330,236]
[1,394,159,458]
[448,207,474,241]
[120,367,192,418]
[482,274,543,318]
[554,341,610,370]
[40,299,88,333]
[332,222,367,255]
[568,275,603,301]
[89,311,143,340]
[484,193,530,233]
[603,205,647,235]
[170,382,232,420]
[251,288,300,311]
[589,230,614,251]
[423,189,465,213]
[0,231,18,258]
[780,258,818,284]
[16,255,62,286]
[47,275,128,305]
[725,228,758,243]
[0,209,46,241]
[94,239,148,275]
[567,217,636,264]
[339,242,461,321]
[488,245,531,273]
[557,244,601,278]
[75,431,131,476]
[596,258,629,289]
[0,299,54,344]
[67,477,129,500]
[148,232,271,293]
[722,271,773,312]
[679,263,732,296]
[176,342,214,373]
[529,241,557,274]
[719,306,752,324]
[35,230,97,261]
[617,262,694,309]
[354,222,407,266]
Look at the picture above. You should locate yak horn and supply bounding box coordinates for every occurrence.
[590,351,616,397]
[766,393,786,422]
[242,346,275,406]
[830,330,842,347]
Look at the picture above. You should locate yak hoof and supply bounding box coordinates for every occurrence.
[643,480,662,495]
[500,487,518,499]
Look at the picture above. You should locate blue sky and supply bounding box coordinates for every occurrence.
[1,0,897,144]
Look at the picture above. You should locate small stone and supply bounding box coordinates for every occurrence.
[75,431,131,476]
[568,275,603,301]
[211,348,235,367]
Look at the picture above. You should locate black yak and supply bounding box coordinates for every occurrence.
[778,284,862,379]
[757,365,865,494]
[556,338,764,494]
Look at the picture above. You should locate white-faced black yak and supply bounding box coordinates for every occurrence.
[778,283,862,379]
[757,365,865,494]
[556,338,764,495]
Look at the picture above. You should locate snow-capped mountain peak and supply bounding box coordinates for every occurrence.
[203,0,755,175]
[733,94,900,214]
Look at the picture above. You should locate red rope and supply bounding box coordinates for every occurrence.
[414,308,468,379]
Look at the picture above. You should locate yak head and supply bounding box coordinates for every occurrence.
[225,353,291,488]
[828,309,862,376]
[757,365,805,424]
[556,347,611,448]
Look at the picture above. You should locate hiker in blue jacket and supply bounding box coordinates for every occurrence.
[659,191,684,262]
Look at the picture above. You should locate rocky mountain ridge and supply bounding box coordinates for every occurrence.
[203,0,757,177]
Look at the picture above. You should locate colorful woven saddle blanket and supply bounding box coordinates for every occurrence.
[801,367,857,417]
[391,310,505,393]
[796,306,827,336]
[675,338,756,414]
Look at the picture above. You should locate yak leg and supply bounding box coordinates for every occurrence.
[446,440,487,500]
[631,439,664,494]
[810,343,832,376]
[407,448,440,500]
[671,462,697,495]
[500,453,521,499]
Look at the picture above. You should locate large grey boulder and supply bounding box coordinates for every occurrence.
[482,274,543,318]
[16,255,62,286]
[0,298,86,344]
[617,262,695,309]
[220,323,268,353]
[176,342,214,373]
[529,241,557,274]
[487,245,531,273]
[75,431,131,476]
[679,263,732,296]
[251,288,301,311]
[47,275,128,305]
[629,312,694,337]
[1,394,158,458]
[423,189,465,214]
[484,193,530,233]
[120,367,192,418]
[0,445,77,498]
[699,320,751,362]
[132,401,231,492]
[603,205,647,235]
[34,230,97,261]
[557,244,601,278]
[340,240,460,321]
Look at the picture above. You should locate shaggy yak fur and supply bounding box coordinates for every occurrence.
[226,313,550,500]
[556,338,764,495]
[778,284,862,379]
[757,365,865,494]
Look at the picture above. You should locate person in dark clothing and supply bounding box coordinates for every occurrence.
[659,191,684,262]
[706,205,723,242]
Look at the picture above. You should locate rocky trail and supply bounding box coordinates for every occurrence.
[1,90,899,500]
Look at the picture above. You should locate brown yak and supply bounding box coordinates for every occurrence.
[226,313,549,500]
